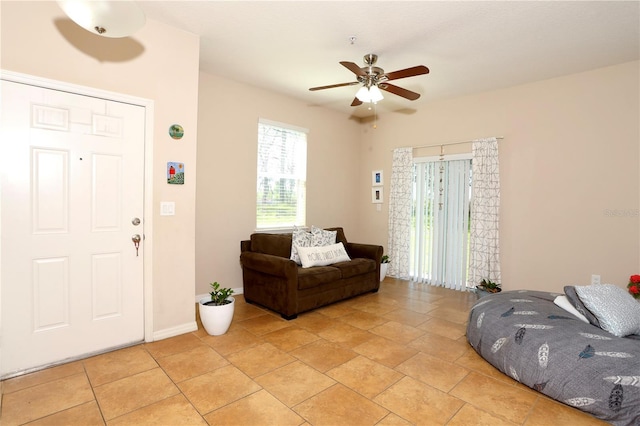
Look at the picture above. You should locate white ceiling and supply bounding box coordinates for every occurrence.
[140,1,640,119]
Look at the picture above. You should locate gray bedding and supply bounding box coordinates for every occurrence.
[466,290,640,425]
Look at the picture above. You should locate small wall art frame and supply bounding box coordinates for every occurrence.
[167,162,185,184]
[372,170,383,186]
[372,187,384,204]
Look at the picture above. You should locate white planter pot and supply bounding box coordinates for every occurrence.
[198,296,235,336]
[380,263,389,282]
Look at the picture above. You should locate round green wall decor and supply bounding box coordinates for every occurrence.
[169,124,184,140]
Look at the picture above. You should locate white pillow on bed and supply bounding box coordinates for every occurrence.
[574,284,640,337]
[553,295,589,323]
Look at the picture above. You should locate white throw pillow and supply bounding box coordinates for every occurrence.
[296,242,351,268]
[311,226,337,247]
[553,295,589,324]
[574,284,640,337]
[290,226,312,265]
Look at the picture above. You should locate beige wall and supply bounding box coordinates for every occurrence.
[358,61,640,293]
[196,62,639,297]
[195,72,362,295]
[1,1,200,336]
[3,2,638,335]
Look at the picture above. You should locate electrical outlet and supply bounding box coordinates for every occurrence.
[591,274,601,285]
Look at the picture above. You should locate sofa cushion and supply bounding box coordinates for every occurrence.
[251,233,292,258]
[298,266,342,290]
[332,258,376,279]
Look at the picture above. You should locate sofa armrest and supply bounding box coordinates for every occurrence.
[240,251,299,319]
[240,251,298,279]
[345,242,383,262]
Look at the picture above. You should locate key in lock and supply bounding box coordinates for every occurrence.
[132,234,141,256]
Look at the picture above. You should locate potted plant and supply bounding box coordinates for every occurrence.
[380,254,390,282]
[198,282,235,335]
[475,278,501,297]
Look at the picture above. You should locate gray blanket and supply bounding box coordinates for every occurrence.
[466,290,640,425]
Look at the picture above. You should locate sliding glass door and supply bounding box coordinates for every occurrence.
[411,155,472,290]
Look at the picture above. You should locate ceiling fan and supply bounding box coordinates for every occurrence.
[309,54,429,106]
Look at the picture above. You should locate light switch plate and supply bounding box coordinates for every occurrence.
[160,201,175,216]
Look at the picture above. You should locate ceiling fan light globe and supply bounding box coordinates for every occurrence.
[369,85,384,102]
[355,86,372,102]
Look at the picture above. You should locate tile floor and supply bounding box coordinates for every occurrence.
[1,279,608,425]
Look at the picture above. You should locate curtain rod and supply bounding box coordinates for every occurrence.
[396,136,504,151]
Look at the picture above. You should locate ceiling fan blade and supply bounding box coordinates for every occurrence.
[383,65,429,81]
[309,81,359,91]
[340,61,366,77]
[351,97,363,107]
[378,83,421,101]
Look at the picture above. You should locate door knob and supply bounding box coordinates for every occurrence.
[132,234,141,256]
[132,217,141,226]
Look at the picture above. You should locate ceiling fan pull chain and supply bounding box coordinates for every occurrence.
[373,103,378,129]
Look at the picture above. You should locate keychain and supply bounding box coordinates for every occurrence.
[132,234,141,256]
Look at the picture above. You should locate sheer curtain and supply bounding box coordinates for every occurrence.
[468,137,501,286]
[387,148,413,279]
[412,157,472,290]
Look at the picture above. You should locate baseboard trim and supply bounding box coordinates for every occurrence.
[152,321,198,342]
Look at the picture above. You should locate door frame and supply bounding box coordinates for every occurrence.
[0,70,155,348]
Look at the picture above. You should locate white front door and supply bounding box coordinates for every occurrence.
[0,80,145,377]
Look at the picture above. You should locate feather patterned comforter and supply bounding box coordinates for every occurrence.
[466,290,640,425]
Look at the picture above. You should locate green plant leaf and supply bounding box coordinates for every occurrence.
[209,281,234,305]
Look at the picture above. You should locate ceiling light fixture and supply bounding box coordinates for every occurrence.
[355,86,370,102]
[368,85,384,103]
[57,0,146,38]
[355,85,384,103]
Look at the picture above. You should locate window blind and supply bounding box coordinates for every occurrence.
[411,157,472,290]
[256,119,307,229]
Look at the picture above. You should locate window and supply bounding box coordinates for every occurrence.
[411,154,472,290]
[256,119,307,230]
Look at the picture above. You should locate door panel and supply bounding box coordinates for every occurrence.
[1,80,145,377]
[33,257,69,331]
[32,148,69,233]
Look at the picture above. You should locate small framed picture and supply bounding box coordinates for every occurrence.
[167,162,185,184]
[372,187,384,204]
[372,170,383,186]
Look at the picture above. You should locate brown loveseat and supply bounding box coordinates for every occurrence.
[240,227,383,319]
